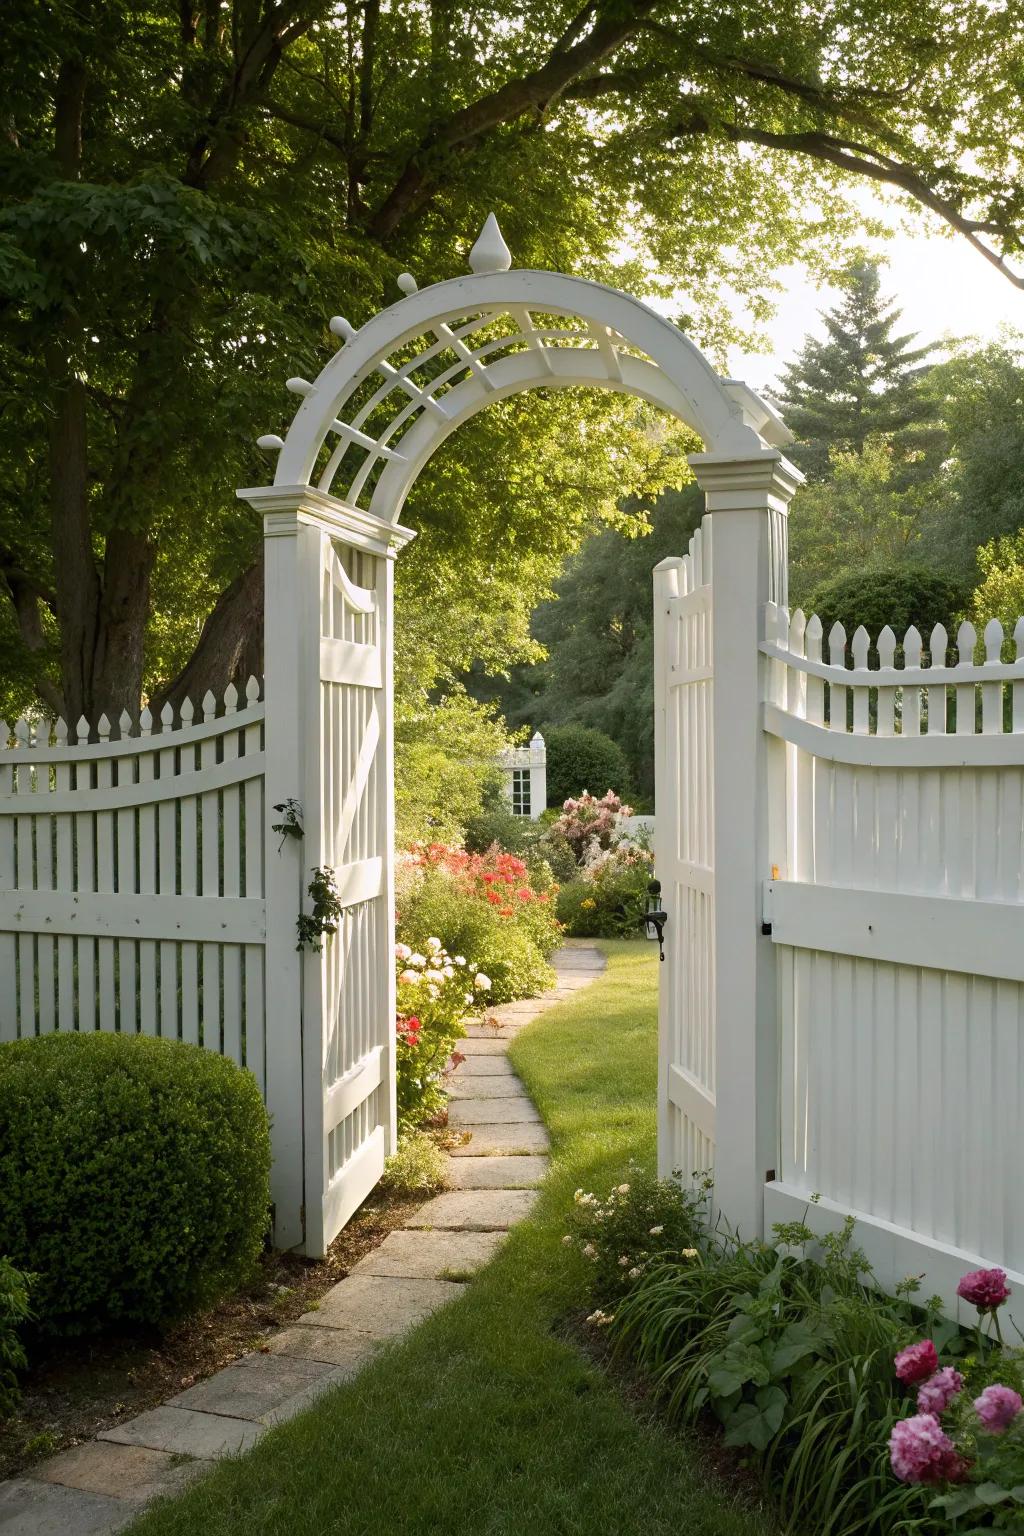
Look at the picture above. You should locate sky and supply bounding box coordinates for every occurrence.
[721,215,1024,395]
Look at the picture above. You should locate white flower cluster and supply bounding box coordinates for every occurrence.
[586,1309,615,1327]
[394,939,490,1001]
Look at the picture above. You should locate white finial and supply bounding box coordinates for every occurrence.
[468,213,512,274]
[257,434,285,450]
[396,272,418,295]
[329,316,357,341]
[286,377,314,395]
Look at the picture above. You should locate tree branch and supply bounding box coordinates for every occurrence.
[666,116,1024,289]
[367,0,658,241]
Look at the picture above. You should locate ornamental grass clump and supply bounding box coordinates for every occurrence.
[0,1033,270,1337]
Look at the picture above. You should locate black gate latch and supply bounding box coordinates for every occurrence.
[638,879,668,962]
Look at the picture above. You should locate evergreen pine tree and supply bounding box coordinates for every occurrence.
[777,262,937,479]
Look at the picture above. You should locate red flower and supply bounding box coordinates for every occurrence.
[895,1340,939,1385]
[957,1268,1011,1312]
[485,890,502,905]
[499,906,514,917]
[516,887,532,901]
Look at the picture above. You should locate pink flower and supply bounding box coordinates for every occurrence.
[894,1339,939,1385]
[917,1368,963,1417]
[974,1385,1023,1434]
[889,1414,970,1485]
[957,1267,1011,1312]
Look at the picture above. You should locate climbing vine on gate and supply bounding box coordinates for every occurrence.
[297,866,345,952]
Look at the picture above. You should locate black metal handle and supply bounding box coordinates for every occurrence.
[638,879,668,962]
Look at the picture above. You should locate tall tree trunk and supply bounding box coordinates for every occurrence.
[151,559,264,719]
[47,366,100,727]
[92,529,157,723]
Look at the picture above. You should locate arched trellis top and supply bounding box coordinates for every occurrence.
[244,216,792,527]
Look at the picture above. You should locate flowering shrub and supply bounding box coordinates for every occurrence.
[397,842,559,1003]
[394,939,486,1128]
[557,838,655,938]
[554,790,633,861]
[563,1163,706,1306]
[885,1268,1024,1528]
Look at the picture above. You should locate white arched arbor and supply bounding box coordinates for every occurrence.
[239,219,801,1255]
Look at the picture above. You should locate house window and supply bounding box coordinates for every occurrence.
[511,768,531,817]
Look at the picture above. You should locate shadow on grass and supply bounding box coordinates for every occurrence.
[126,942,780,1536]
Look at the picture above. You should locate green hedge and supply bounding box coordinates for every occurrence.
[0,1033,270,1337]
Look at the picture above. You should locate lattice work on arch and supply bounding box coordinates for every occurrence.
[287,302,652,511]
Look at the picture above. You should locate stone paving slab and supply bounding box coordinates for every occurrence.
[298,1274,467,1335]
[0,1479,130,1535]
[99,1406,265,1459]
[168,1353,338,1423]
[448,1122,550,1155]
[446,1075,531,1099]
[350,1229,504,1280]
[449,1097,542,1125]
[264,1326,383,1370]
[444,1153,549,1188]
[29,1442,200,1505]
[451,1054,516,1075]
[405,1188,537,1230]
[552,950,605,970]
[458,1036,512,1054]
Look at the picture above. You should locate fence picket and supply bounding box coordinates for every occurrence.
[53,719,75,1029]
[928,625,948,735]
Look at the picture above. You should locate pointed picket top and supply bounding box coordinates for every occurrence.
[180,696,194,725]
[160,701,175,730]
[806,613,823,660]
[956,620,977,664]
[76,715,90,744]
[877,625,897,669]
[0,720,8,749]
[245,675,260,704]
[118,709,133,740]
[904,625,922,668]
[97,713,111,742]
[396,272,418,296]
[224,681,238,715]
[929,623,948,666]
[468,213,512,274]
[984,617,1004,663]
[1016,617,1024,659]
[851,625,870,669]
[790,608,807,656]
[329,315,358,342]
[13,717,29,747]
[286,376,314,396]
[257,434,285,451]
[202,689,217,721]
[54,716,68,745]
[140,706,153,736]
[828,621,847,665]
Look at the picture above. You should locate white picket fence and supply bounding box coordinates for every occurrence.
[759,603,1024,1298]
[0,685,267,1083]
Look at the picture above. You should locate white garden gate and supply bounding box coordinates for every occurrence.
[17,215,999,1284]
[652,448,1024,1311]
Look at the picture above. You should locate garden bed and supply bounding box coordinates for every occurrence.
[0,1182,425,1482]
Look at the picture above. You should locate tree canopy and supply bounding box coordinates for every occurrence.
[3,0,1024,731]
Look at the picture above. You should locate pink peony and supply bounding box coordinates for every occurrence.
[974,1385,1023,1433]
[957,1267,1011,1312]
[917,1368,963,1417]
[889,1414,970,1485]
[894,1339,939,1385]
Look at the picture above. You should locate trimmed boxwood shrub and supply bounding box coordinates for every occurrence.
[543,724,632,809]
[804,565,969,661]
[0,1033,270,1337]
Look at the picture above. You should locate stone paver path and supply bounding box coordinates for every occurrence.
[0,943,604,1535]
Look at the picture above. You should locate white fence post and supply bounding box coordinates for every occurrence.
[529,731,547,818]
[689,449,800,1238]
[244,483,415,1257]
[261,504,318,1251]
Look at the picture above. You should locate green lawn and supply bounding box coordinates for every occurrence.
[128,942,780,1536]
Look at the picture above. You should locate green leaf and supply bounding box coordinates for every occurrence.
[975,1483,1014,1506]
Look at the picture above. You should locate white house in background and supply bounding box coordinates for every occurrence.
[498,731,547,818]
